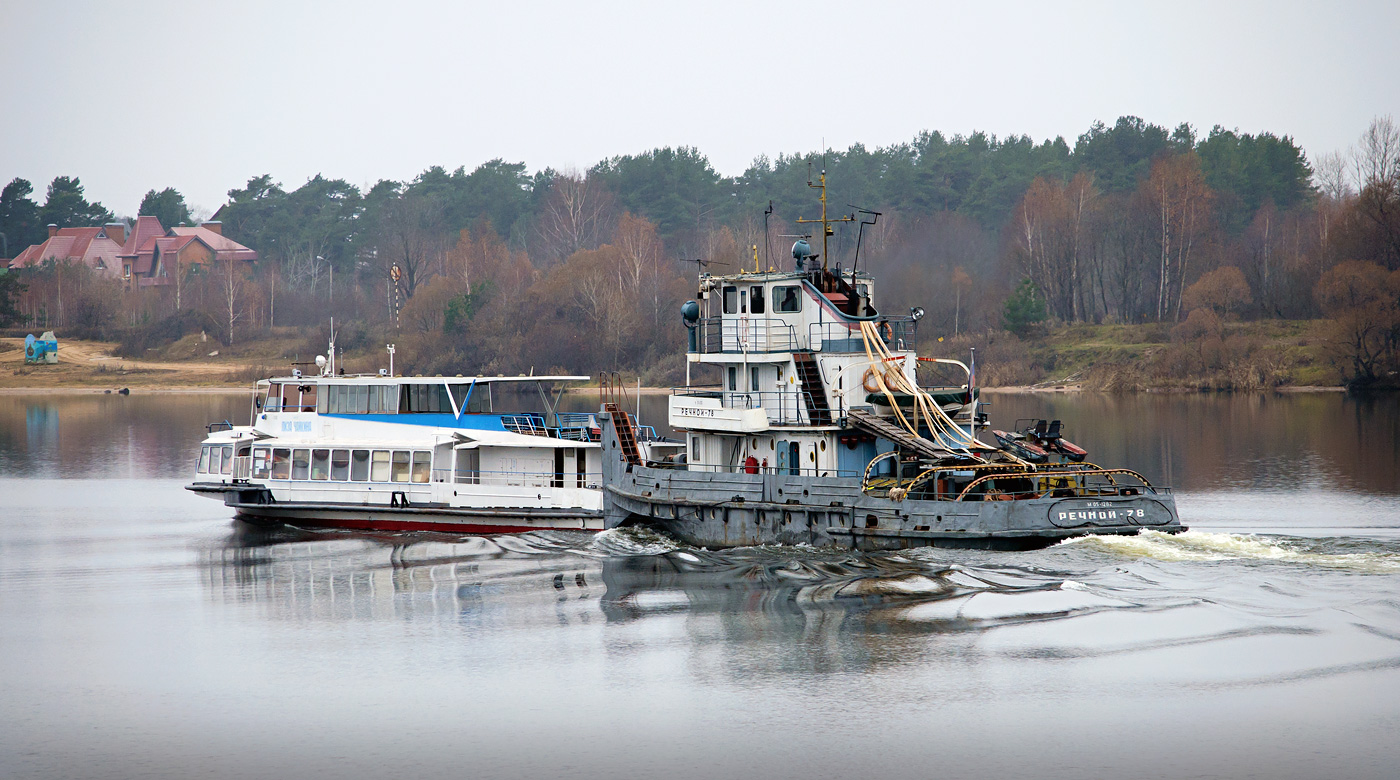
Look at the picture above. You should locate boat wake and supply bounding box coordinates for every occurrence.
[1060,529,1400,573]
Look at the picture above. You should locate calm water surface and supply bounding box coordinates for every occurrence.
[2,390,1399,780]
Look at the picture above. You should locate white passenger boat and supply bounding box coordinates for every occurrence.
[187,347,677,534]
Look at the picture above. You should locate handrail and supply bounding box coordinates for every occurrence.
[954,468,1161,501]
[695,317,800,354]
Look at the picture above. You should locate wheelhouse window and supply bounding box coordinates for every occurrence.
[198,446,211,473]
[449,383,490,414]
[750,286,765,314]
[399,383,451,413]
[220,445,233,475]
[775,285,802,313]
[252,447,271,479]
[722,286,738,314]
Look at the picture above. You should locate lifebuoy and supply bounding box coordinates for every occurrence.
[878,320,893,342]
[862,368,882,393]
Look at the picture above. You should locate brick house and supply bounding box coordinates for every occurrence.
[8,223,130,277]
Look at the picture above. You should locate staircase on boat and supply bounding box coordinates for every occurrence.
[793,352,832,425]
[605,402,643,465]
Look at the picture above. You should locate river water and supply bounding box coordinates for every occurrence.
[1,390,1398,779]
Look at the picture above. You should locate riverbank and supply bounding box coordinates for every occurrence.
[2,318,1351,394]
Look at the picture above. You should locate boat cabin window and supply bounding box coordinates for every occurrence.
[371,451,391,482]
[739,289,747,313]
[198,446,211,473]
[775,285,802,312]
[750,366,760,392]
[252,448,271,478]
[391,451,412,482]
[449,383,490,414]
[330,449,350,480]
[728,367,737,391]
[292,449,310,480]
[351,449,370,481]
[750,286,765,314]
[271,448,291,479]
[399,383,451,413]
[722,286,738,314]
[411,452,431,483]
[323,385,373,414]
[310,449,330,480]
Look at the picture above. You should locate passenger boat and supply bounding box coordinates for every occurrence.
[598,170,1184,550]
[187,342,679,534]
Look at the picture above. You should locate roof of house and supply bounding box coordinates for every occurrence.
[9,226,124,272]
[168,225,258,261]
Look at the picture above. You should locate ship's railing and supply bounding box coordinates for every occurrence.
[672,388,824,426]
[433,468,603,488]
[500,414,550,436]
[808,315,916,354]
[664,460,867,478]
[694,317,801,354]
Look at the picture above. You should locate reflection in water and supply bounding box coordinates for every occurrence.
[5,393,1400,779]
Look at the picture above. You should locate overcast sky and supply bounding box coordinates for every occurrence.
[2,0,1397,218]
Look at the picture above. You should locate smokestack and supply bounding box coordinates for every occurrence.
[47,224,58,238]
[104,222,127,245]
[201,220,222,235]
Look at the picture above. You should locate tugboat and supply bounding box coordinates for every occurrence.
[598,170,1183,550]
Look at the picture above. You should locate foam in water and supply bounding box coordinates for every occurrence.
[1061,530,1400,573]
[590,526,681,555]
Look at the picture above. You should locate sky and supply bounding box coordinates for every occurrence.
[2,0,1397,219]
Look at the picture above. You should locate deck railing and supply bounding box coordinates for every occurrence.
[432,468,603,488]
[695,317,801,354]
[672,388,829,427]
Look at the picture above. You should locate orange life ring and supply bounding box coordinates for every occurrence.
[862,368,882,393]
[878,320,893,342]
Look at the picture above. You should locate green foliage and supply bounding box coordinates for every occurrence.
[138,187,193,228]
[1196,126,1314,233]
[1,178,45,253]
[1072,116,1170,192]
[40,176,113,228]
[0,271,26,326]
[1002,278,1048,336]
[444,282,491,333]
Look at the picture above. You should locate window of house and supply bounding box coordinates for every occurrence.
[750,286,765,314]
[722,286,738,314]
[775,286,802,312]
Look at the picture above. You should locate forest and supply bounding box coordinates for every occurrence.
[2,115,1399,390]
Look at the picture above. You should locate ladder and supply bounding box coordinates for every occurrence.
[604,402,642,465]
[846,409,952,460]
[792,352,832,425]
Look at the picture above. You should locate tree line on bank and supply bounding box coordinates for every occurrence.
[2,115,1398,388]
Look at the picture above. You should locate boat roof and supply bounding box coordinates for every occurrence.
[701,269,873,284]
[259,375,590,385]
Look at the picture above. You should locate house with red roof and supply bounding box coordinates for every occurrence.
[9,216,258,288]
[8,223,130,277]
[117,217,257,287]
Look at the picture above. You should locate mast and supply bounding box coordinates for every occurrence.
[796,169,854,273]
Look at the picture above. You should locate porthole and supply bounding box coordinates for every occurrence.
[819,440,827,451]
[809,450,816,463]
